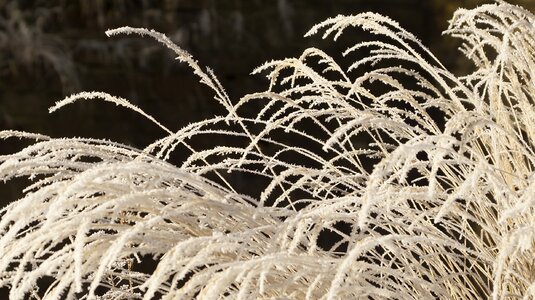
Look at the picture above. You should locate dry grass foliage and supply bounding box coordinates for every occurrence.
[1,2,534,299]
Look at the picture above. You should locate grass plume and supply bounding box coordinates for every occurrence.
[1,2,534,299]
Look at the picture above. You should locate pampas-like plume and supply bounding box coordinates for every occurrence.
[1,2,534,299]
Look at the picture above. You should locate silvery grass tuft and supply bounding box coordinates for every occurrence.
[1,2,534,299]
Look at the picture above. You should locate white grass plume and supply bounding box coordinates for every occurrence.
[1,2,534,299]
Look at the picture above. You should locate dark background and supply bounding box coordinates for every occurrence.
[4,0,534,147]
[0,0,534,297]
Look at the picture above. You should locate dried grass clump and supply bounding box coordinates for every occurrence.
[1,2,534,299]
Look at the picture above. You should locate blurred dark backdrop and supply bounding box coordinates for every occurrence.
[2,0,533,148]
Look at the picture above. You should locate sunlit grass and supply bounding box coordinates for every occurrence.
[1,2,534,299]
